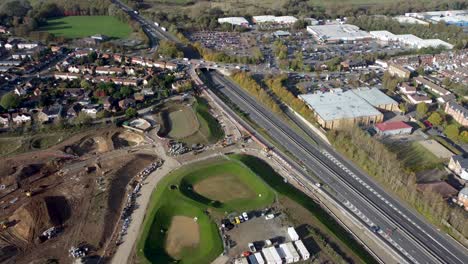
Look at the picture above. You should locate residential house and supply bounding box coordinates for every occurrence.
[456,187,468,210]
[388,63,411,79]
[153,61,166,69]
[134,93,145,102]
[38,105,62,123]
[102,96,115,111]
[91,34,108,41]
[399,83,417,95]
[340,59,367,71]
[141,88,154,96]
[74,50,90,58]
[118,98,135,110]
[0,26,8,34]
[68,65,80,73]
[17,42,39,49]
[82,107,98,118]
[0,114,9,128]
[414,76,451,96]
[11,113,31,125]
[407,94,432,104]
[165,62,178,71]
[437,94,456,104]
[67,104,82,118]
[14,86,28,96]
[54,72,81,80]
[448,155,468,180]
[445,101,468,126]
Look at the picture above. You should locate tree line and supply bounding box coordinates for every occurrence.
[328,127,467,241]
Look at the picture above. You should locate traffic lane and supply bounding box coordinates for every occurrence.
[284,108,468,263]
[318,140,468,263]
[213,76,432,263]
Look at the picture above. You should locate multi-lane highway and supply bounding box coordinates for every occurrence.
[207,71,468,264]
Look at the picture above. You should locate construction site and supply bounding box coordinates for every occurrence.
[0,127,160,263]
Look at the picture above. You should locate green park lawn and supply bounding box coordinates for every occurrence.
[136,156,275,264]
[38,16,132,39]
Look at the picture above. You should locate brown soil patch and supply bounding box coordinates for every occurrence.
[165,216,200,259]
[193,174,254,202]
[112,131,145,149]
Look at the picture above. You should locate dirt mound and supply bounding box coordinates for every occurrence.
[165,216,200,259]
[112,131,145,149]
[1,196,71,248]
[64,136,111,156]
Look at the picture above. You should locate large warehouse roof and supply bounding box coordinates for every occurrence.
[218,17,249,26]
[253,15,298,24]
[352,87,398,107]
[307,24,371,42]
[299,90,382,121]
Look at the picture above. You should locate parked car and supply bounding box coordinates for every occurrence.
[242,212,249,221]
[248,243,256,252]
[265,214,275,220]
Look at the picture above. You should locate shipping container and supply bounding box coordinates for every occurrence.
[284,242,300,262]
[269,247,282,264]
[294,240,310,260]
[288,227,299,241]
[248,254,259,264]
[262,247,276,264]
[279,244,294,263]
[254,252,265,264]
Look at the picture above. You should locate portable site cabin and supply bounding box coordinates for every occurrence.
[262,247,276,264]
[285,242,300,262]
[294,240,310,260]
[248,254,259,264]
[288,227,299,241]
[254,252,265,264]
[277,244,294,263]
[262,247,282,264]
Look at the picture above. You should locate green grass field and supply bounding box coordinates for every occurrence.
[37,16,132,39]
[386,141,443,172]
[160,97,224,145]
[137,156,275,264]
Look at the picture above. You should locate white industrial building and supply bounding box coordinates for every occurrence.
[253,15,298,24]
[307,24,372,43]
[287,227,299,241]
[369,30,398,42]
[370,31,453,49]
[217,17,249,27]
[394,15,429,25]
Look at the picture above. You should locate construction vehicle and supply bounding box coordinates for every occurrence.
[0,220,8,230]
[24,189,33,197]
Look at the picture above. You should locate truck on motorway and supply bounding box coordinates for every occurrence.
[161,27,167,31]
[133,10,139,14]
[154,22,159,27]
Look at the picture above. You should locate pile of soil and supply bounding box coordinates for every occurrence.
[111,131,145,149]
[0,196,71,249]
[64,137,111,156]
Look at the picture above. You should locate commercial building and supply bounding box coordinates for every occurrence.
[218,17,250,27]
[370,30,398,42]
[253,15,298,24]
[449,155,468,180]
[394,15,429,25]
[399,83,417,95]
[375,121,412,136]
[445,101,468,127]
[306,24,372,43]
[406,10,468,27]
[388,63,411,79]
[299,88,398,129]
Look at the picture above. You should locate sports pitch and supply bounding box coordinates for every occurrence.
[136,156,275,264]
[37,16,132,39]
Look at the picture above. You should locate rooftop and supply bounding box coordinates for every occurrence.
[375,121,412,132]
[307,24,371,41]
[299,90,382,121]
[352,87,398,107]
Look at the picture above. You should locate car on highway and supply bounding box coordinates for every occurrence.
[371,225,380,233]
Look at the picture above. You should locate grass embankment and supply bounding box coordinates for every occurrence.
[0,132,69,157]
[231,154,378,264]
[38,16,132,39]
[194,97,225,143]
[386,141,443,172]
[137,157,275,264]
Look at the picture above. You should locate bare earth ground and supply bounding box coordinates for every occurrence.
[0,127,155,263]
[193,174,255,202]
[165,216,200,259]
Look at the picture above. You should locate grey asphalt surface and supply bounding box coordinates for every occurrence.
[208,71,468,264]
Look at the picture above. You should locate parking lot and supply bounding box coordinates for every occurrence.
[224,209,291,257]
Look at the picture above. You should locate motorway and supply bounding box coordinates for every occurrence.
[207,71,468,264]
